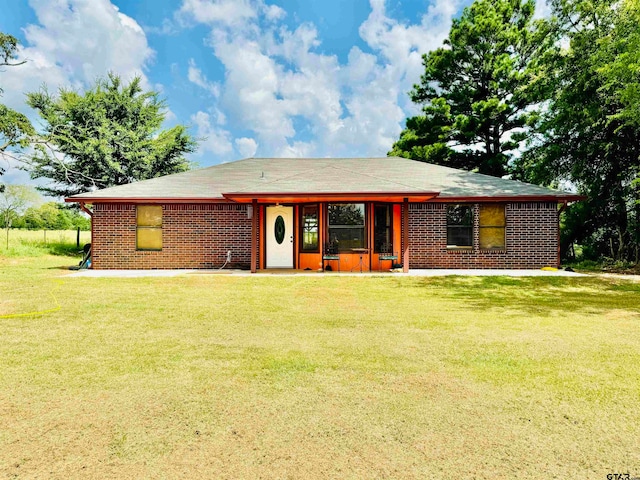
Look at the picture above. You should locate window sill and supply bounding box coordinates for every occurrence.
[480,248,507,252]
[446,246,473,251]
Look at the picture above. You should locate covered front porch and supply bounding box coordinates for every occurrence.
[224,193,438,273]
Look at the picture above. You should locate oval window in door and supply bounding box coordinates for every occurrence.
[274,215,285,244]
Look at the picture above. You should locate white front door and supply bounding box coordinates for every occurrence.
[266,206,294,268]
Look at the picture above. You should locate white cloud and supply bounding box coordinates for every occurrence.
[178,0,286,27]
[163,108,178,123]
[178,0,257,26]
[213,33,295,152]
[191,111,233,155]
[187,58,220,97]
[23,0,152,87]
[1,0,153,113]
[213,108,226,125]
[358,0,465,114]
[180,0,469,159]
[263,4,286,22]
[1,0,155,188]
[275,140,316,158]
[235,137,258,158]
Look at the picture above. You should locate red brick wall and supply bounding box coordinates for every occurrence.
[91,201,558,270]
[92,203,254,269]
[408,202,559,269]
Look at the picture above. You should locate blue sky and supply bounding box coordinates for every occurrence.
[0,0,512,187]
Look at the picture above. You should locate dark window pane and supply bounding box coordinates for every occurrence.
[328,226,365,249]
[447,205,472,226]
[447,226,473,247]
[301,205,319,252]
[374,204,392,253]
[328,203,365,250]
[274,215,286,244]
[447,205,472,247]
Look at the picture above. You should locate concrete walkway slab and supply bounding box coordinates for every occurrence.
[407,269,588,277]
[67,268,588,278]
[68,269,199,278]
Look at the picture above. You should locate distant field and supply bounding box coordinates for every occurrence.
[1,229,91,257]
[0,255,639,479]
[3,228,91,245]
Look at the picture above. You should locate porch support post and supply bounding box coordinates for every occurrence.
[251,198,258,273]
[403,197,409,273]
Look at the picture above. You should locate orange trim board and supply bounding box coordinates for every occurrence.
[222,192,440,203]
[66,193,585,204]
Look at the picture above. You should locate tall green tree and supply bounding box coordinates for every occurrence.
[0,33,34,184]
[389,0,554,177]
[597,0,640,128]
[0,105,33,158]
[11,202,91,230]
[26,73,197,197]
[517,0,640,261]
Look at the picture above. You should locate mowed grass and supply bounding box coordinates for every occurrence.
[1,256,639,479]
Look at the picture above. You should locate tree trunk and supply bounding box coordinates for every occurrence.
[4,213,10,249]
[610,237,615,259]
[617,227,625,261]
[492,125,501,176]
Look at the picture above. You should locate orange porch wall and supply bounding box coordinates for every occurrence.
[299,253,323,270]
[300,253,373,272]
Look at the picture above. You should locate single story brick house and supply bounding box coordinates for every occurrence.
[66,157,582,272]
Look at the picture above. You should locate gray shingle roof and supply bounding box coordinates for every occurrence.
[66,157,580,201]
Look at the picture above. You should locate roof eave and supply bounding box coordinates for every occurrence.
[65,197,227,204]
[65,193,586,204]
[221,191,440,203]
[432,194,586,202]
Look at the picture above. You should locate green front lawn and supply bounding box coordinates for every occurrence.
[1,255,639,479]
